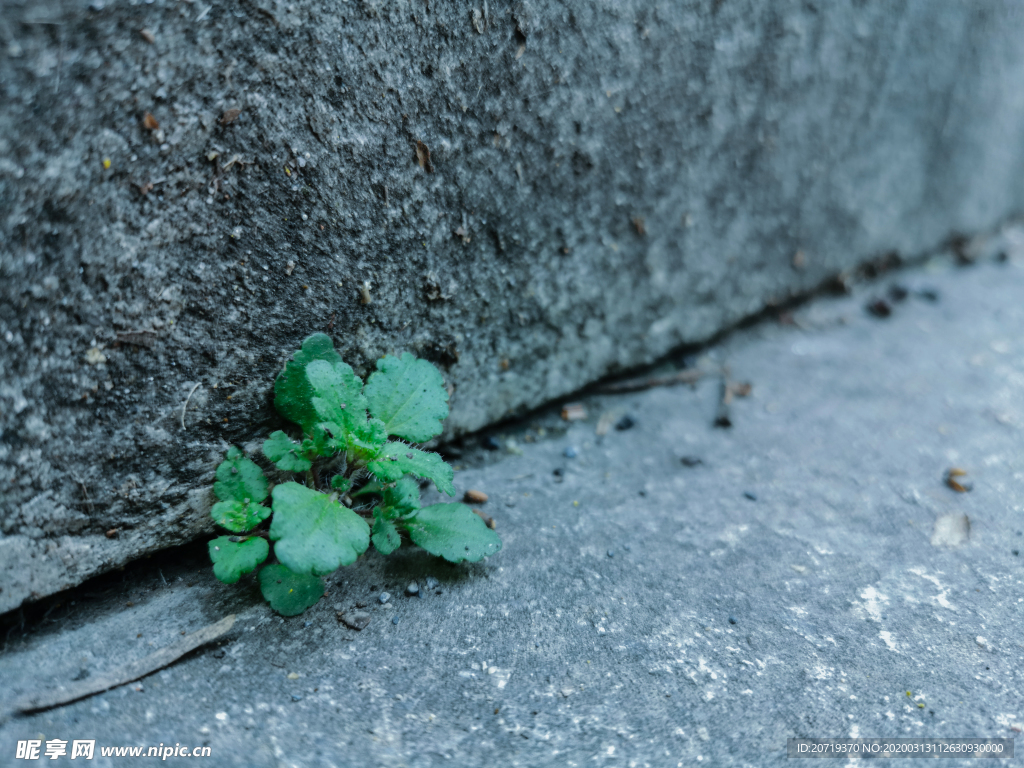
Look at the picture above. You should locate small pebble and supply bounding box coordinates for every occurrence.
[614,414,636,431]
[291,695,302,702]
[406,582,420,597]
[607,549,615,558]
[481,436,501,451]
[424,577,439,590]
[623,544,631,551]
[392,616,400,625]
[333,603,345,612]
[563,446,578,458]
[680,456,703,467]
[304,621,311,628]
[341,611,372,631]
[866,298,891,318]
[464,489,489,504]
[743,491,757,501]
[888,284,909,302]
[355,601,367,609]
[728,616,738,625]
[379,591,391,604]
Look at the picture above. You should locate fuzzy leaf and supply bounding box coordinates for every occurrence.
[367,442,455,496]
[270,482,370,575]
[330,476,352,493]
[346,417,388,459]
[351,479,385,498]
[310,422,343,457]
[364,352,449,442]
[274,333,343,433]
[371,509,402,555]
[209,536,269,584]
[211,447,271,532]
[263,431,311,473]
[383,477,422,516]
[305,359,368,436]
[401,503,502,563]
[258,564,323,616]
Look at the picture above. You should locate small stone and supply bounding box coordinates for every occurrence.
[614,414,636,431]
[212,650,225,659]
[392,617,400,625]
[622,544,631,551]
[287,672,299,680]
[464,489,489,504]
[355,601,368,608]
[607,549,614,558]
[406,581,420,597]
[680,456,703,467]
[563,446,578,458]
[728,616,738,625]
[888,284,909,302]
[333,603,345,612]
[379,591,391,604]
[291,695,302,702]
[481,435,501,451]
[866,298,892,318]
[743,491,757,501]
[341,611,372,631]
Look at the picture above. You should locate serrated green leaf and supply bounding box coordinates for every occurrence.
[331,476,352,493]
[273,333,343,433]
[209,536,269,584]
[263,431,312,472]
[367,442,455,496]
[310,422,342,457]
[211,447,271,532]
[305,359,368,434]
[269,482,370,575]
[258,564,323,616]
[364,352,449,442]
[211,499,272,533]
[350,479,385,497]
[382,476,421,516]
[346,417,388,459]
[371,509,402,554]
[401,503,502,563]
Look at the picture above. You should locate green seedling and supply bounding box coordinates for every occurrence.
[207,333,501,616]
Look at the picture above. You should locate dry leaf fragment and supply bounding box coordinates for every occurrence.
[473,509,496,529]
[632,216,646,236]
[220,108,241,125]
[415,140,434,173]
[142,112,159,131]
[561,402,586,421]
[140,28,155,44]
[944,468,972,493]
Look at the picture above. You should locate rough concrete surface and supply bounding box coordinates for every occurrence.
[6,0,1024,611]
[2,252,1024,766]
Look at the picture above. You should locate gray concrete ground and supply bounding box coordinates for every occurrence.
[2,248,1024,766]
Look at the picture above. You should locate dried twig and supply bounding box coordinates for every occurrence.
[181,382,201,430]
[13,614,236,714]
[598,367,710,394]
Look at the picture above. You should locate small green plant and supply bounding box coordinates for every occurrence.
[207,333,501,616]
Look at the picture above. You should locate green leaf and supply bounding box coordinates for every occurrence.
[367,442,455,496]
[211,447,271,532]
[305,359,368,435]
[351,479,385,498]
[263,431,311,473]
[346,417,388,459]
[258,564,323,616]
[364,352,449,442]
[371,509,402,555]
[273,333,343,433]
[382,476,421,516]
[401,503,502,563]
[330,476,352,493]
[269,482,370,575]
[209,536,269,584]
[310,422,342,457]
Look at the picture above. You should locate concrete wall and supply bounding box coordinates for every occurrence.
[4,0,1024,612]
